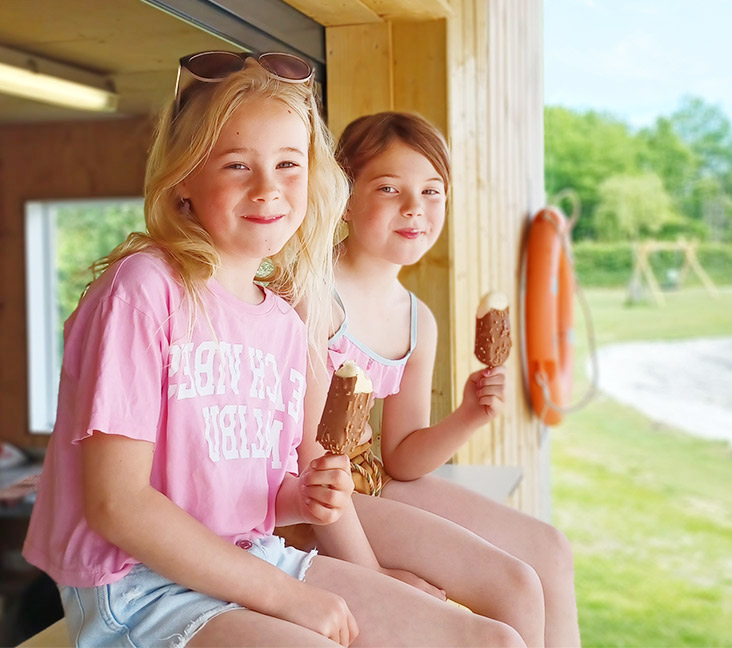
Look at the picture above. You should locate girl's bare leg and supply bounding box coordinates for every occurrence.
[353,493,545,647]
[381,475,581,648]
[306,554,526,647]
[188,608,339,647]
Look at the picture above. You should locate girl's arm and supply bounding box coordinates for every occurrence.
[379,301,506,481]
[293,301,444,598]
[82,432,357,643]
[297,325,384,569]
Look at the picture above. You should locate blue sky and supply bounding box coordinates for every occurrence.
[543,0,732,128]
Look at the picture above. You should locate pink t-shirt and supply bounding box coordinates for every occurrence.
[23,252,307,587]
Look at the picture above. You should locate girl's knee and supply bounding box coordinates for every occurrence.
[539,523,575,577]
[471,618,527,648]
[553,525,575,566]
[506,558,545,609]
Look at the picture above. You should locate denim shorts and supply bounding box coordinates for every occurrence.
[58,535,317,648]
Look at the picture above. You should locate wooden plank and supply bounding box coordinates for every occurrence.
[434,464,523,502]
[391,19,451,425]
[283,0,381,26]
[325,22,393,139]
[391,20,447,131]
[446,0,545,515]
[0,0,237,122]
[447,4,470,463]
[362,0,452,20]
[463,0,479,464]
[686,246,719,296]
[0,0,230,72]
[284,0,450,26]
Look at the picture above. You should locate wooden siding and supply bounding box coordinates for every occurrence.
[324,0,546,515]
[0,118,152,449]
[327,21,454,430]
[448,0,546,515]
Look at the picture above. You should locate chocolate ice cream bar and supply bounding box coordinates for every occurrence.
[317,361,373,455]
[474,291,512,367]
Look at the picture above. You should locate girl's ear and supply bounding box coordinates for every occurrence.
[178,196,193,216]
[342,196,354,221]
[177,180,192,209]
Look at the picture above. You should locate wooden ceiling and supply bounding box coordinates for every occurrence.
[0,0,231,123]
[0,0,451,124]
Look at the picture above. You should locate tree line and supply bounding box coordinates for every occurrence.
[545,96,732,243]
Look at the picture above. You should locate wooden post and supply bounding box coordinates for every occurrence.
[686,242,720,297]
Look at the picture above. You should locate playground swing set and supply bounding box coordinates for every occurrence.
[627,239,720,306]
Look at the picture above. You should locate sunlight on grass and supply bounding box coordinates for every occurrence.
[553,288,732,647]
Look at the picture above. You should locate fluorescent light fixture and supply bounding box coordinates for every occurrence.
[0,44,118,112]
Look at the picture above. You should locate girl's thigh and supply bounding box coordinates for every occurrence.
[188,609,338,647]
[305,554,524,648]
[351,493,543,616]
[381,473,561,564]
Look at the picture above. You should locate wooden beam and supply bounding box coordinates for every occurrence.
[283,0,451,26]
[361,0,452,20]
[686,246,720,297]
[282,0,381,27]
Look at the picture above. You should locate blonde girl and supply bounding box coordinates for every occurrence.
[293,111,581,648]
[23,57,514,647]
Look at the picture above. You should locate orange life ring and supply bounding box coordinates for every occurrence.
[523,207,575,425]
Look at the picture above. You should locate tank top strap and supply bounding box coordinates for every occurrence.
[408,291,418,354]
[329,288,348,341]
[331,286,417,359]
[332,287,347,315]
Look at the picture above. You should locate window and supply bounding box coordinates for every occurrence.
[25,199,145,434]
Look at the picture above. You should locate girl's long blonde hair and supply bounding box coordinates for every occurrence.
[93,59,348,344]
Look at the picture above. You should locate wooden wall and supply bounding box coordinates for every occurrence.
[448,0,546,515]
[0,117,152,449]
[327,19,453,428]
[325,0,546,515]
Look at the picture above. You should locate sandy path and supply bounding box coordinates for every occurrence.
[597,337,732,444]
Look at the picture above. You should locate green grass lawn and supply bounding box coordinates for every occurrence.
[552,287,732,648]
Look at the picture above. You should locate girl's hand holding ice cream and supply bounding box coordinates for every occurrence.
[297,453,354,525]
[461,365,507,423]
[463,290,510,421]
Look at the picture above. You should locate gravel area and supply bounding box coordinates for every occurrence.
[597,337,732,444]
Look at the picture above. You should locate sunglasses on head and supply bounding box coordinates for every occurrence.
[173,50,314,116]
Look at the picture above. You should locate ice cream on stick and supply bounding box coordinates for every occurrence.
[474,291,512,367]
[317,360,373,455]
